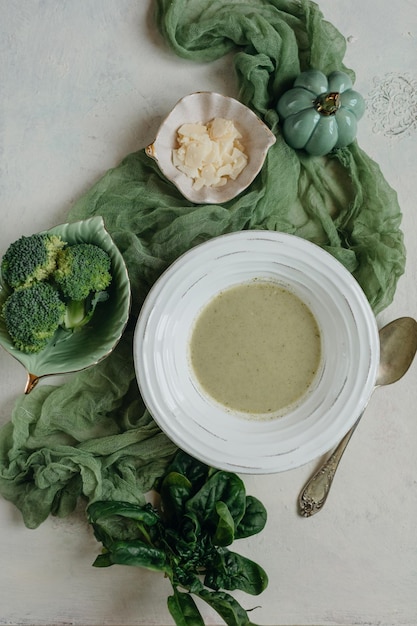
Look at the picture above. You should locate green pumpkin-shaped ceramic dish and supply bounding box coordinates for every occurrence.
[0,216,131,393]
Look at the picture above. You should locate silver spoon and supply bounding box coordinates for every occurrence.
[298,316,417,517]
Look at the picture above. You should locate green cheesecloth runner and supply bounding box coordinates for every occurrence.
[0,0,406,529]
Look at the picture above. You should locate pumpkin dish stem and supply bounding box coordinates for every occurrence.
[315,92,341,116]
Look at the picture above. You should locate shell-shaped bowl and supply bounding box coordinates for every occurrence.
[0,216,131,393]
[146,91,276,204]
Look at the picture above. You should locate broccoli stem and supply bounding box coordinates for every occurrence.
[62,291,109,331]
[63,300,88,330]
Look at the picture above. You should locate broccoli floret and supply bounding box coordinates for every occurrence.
[54,243,112,331]
[2,282,66,353]
[1,233,65,289]
[54,243,112,300]
[1,235,113,352]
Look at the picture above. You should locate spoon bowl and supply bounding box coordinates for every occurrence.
[298,316,417,517]
[376,317,417,386]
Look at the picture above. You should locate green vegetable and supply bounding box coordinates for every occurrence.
[2,282,66,353]
[61,289,109,331]
[54,243,112,300]
[277,69,365,156]
[88,451,268,626]
[54,243,112,331]
[1,233,65,289]
[1,231,113,352]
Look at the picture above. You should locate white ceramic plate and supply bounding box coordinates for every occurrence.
[146,91,276,204]
[133,231,379,474]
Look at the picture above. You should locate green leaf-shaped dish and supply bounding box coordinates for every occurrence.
[0,216,131,393]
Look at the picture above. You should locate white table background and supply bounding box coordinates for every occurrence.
[1,2,417,625]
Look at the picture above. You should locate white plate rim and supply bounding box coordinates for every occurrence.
[133,231,379,474]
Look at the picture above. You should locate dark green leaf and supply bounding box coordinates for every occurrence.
[160,451,209,494]
[205,550,268,596]
[88,501,160,547]
[90,521,114,549]
[197,588,262,626]
[186,471,246,533]
[92,552,112,568]
[165,528,197,563]
[87,456,269,626]
[160,471,193,527]
[167,589,205,626]
[213,500,235,546]
[172,565,205,595]
[107,539,167,573]
[235,496,267,539]
[87,501,159,526]
[179,513,200,546]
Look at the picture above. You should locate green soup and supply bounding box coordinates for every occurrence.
[189,281,321,415]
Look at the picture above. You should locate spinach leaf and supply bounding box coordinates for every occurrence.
[87,501,159,526]
[162,450,209,492]
[204,549,268,595]
[88,451,268,626]
[196,589,261,626]
[101,539,168,572]
[168,589,205,626]
[235,496,267,539]
[87,501,159,546]
[213,500,235,547]
[185,471,246,535]
[178,512,200,547]
[92,552,113,568]
[160,471,193,527]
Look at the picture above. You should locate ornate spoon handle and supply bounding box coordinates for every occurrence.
[298,417,361,517]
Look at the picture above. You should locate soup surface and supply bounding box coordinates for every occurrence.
[189,281,321,415]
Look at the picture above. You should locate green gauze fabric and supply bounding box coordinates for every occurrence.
[0,333,177,528]
[0,0,406,528]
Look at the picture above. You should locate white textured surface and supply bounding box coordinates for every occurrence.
[1,1,417,625]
